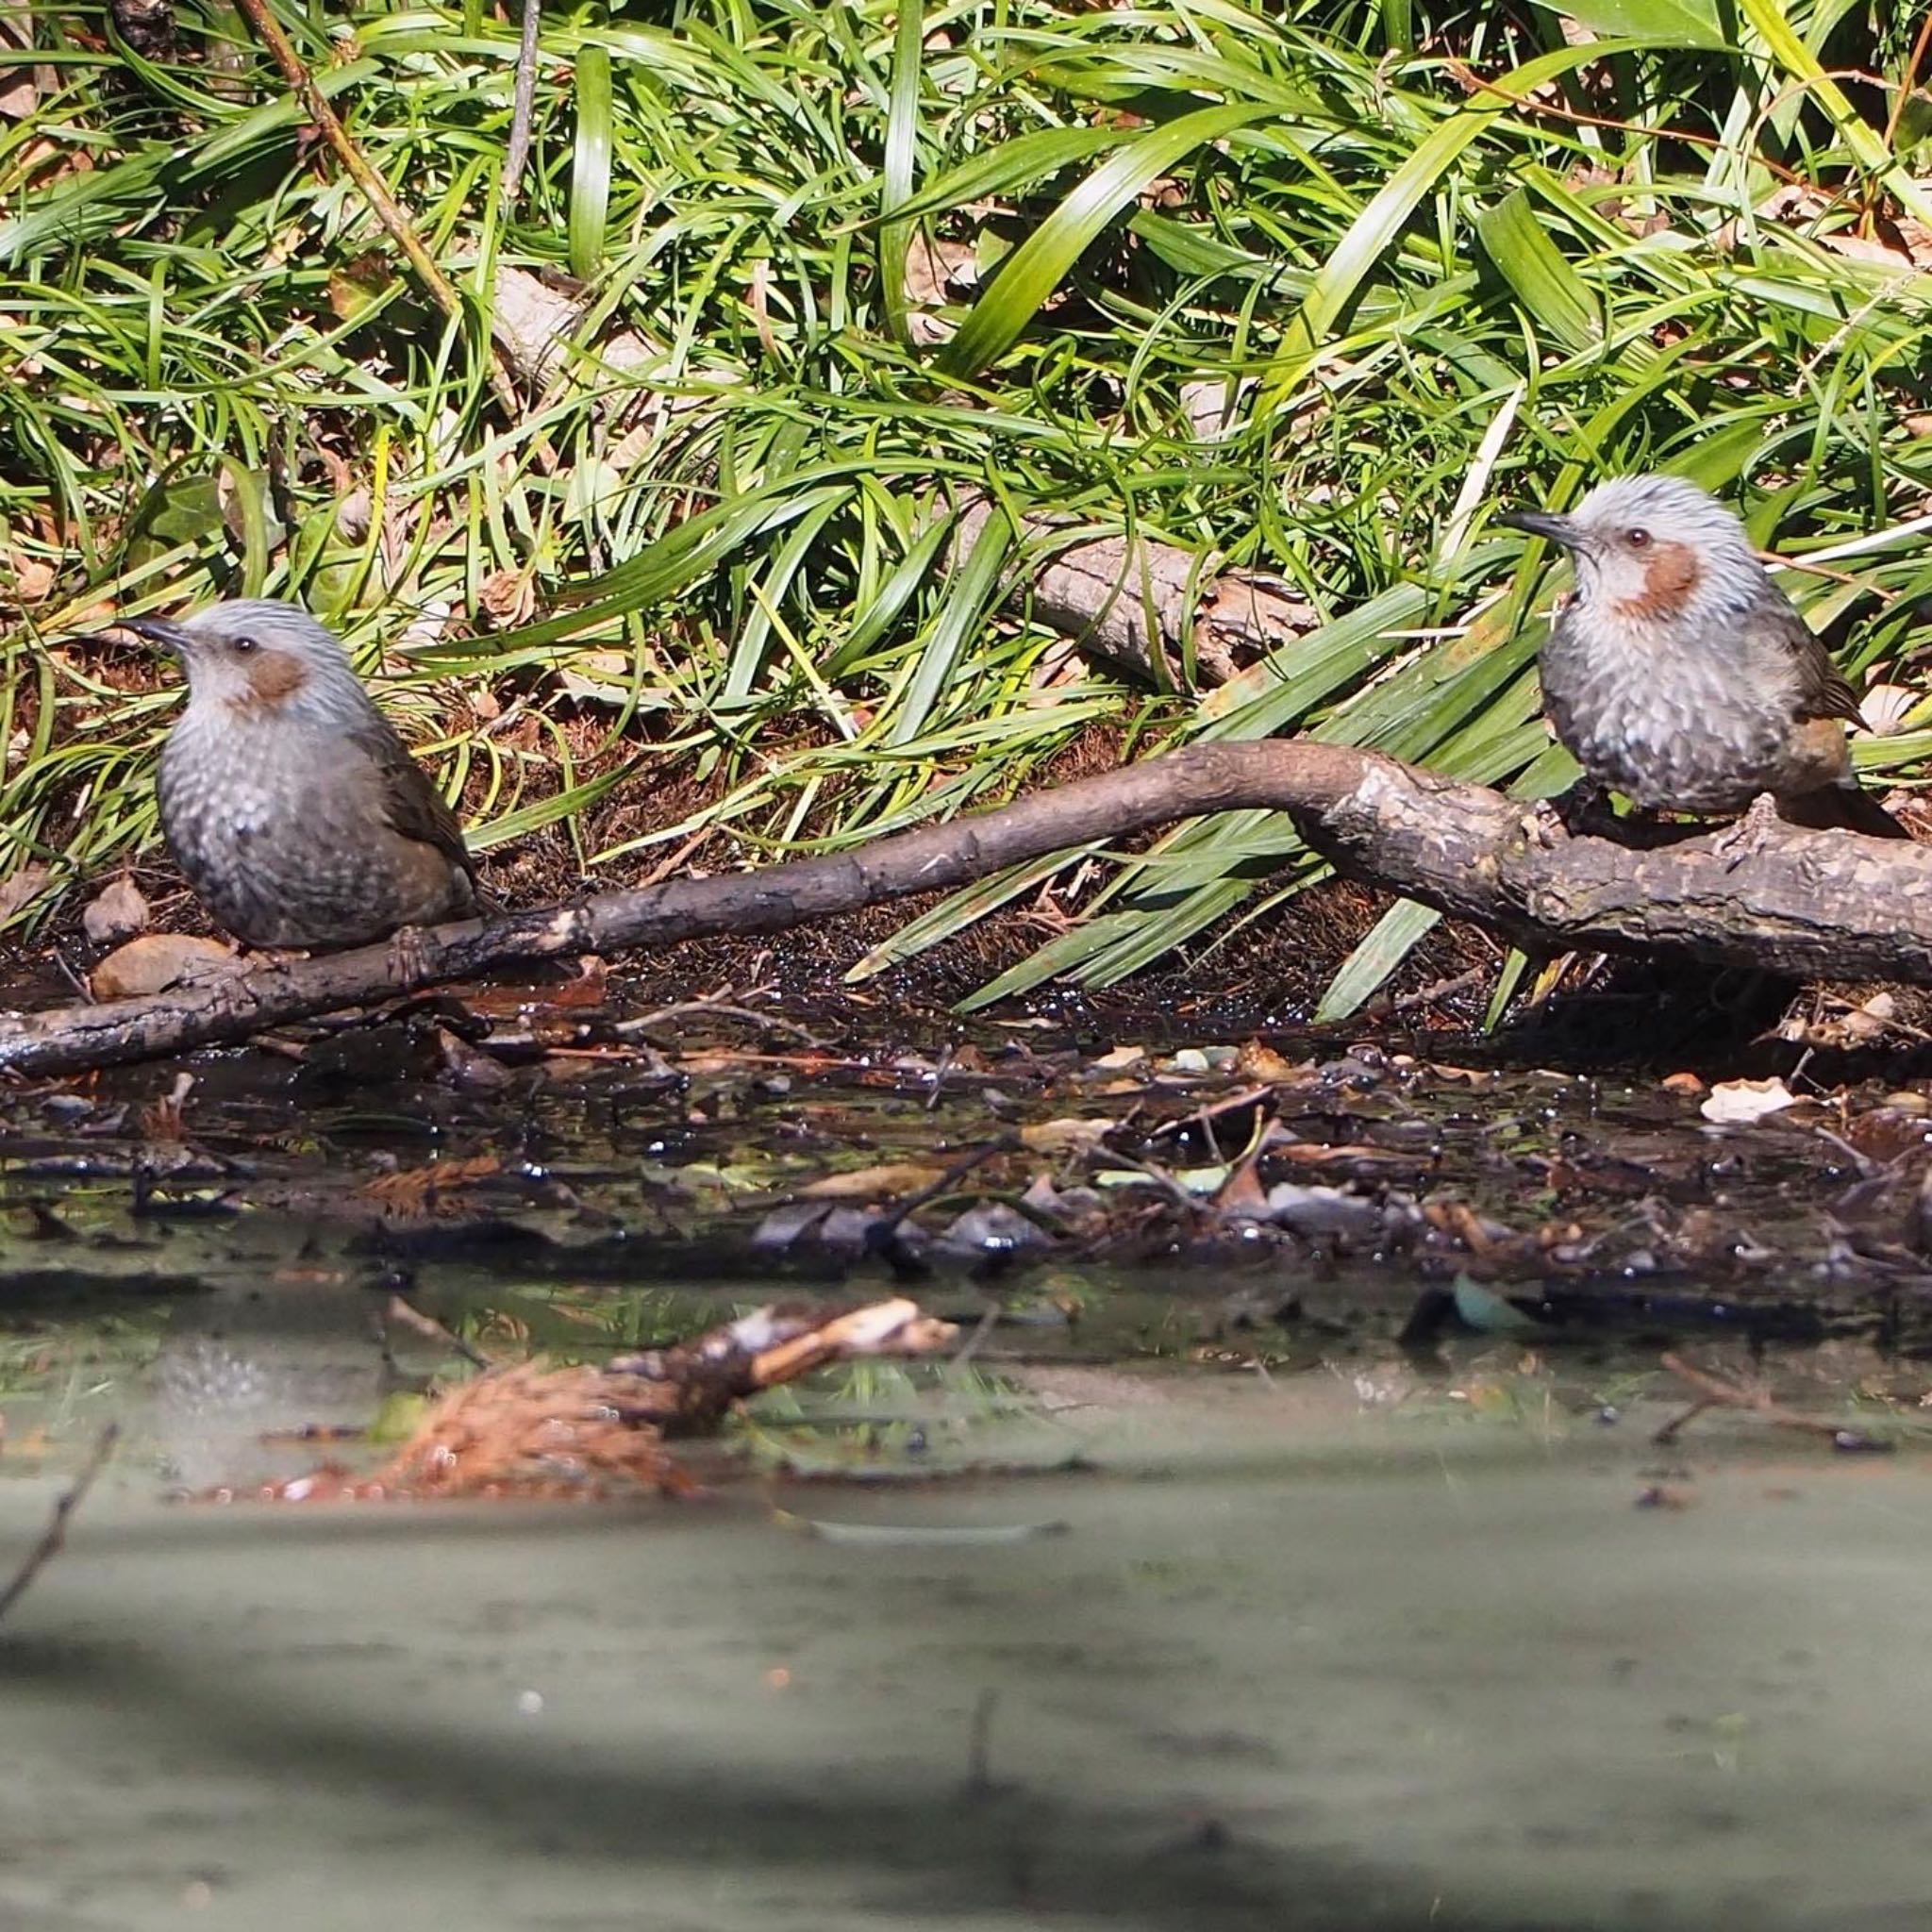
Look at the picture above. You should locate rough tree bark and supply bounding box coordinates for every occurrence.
[4,741,1930,1079]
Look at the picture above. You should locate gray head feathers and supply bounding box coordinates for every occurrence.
[121,598,386,725]
[1501,474,1772,630]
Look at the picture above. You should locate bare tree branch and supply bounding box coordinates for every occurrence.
[4,741,1930,1079]
[0,1424,119,1627]
[499,0,542,210]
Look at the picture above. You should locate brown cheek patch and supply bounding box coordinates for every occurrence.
[1611,540,1703,625]
[226,648,308,711]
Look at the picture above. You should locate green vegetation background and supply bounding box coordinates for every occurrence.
[5,0,1932,1015]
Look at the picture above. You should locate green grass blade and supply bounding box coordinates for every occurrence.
[1313,900,1444,1024]
[569,42,613,280]
[937,103,1270,378]
[877,0,923,343]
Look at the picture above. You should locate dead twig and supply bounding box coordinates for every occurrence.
[869,1136,1024,1245]
[499,0,542,210]
[616,990,830,1051]
[1444,59,1821,196]
[0,1423,119,1627]
[1656,1352,1891,1452]
[1384,964,1491,1016]
[230,0,522,414]
[382,1293,492,1372]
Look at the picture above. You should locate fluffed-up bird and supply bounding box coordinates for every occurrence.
[1500,475,1907,841]
[116,598,485,950]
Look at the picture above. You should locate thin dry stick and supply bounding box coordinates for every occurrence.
[1881,10,1932,158]
[499,0,542,210]
[0,1423,119,1627]
[383,1293,492,1371]
[1656,1352,1890,1451]
[869,1135,1024,1243]
[615,995,830,1050]
[1446,60,1822,197]
[229,0,522,414]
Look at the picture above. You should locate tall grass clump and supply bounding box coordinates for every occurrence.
[2,0,1930,1013]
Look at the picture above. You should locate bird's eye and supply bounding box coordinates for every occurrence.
[230,636,258,656]
[1625,527,1652,549]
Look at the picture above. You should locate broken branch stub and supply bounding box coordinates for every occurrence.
[7,741,1932,1077]
[949,500,1316,689]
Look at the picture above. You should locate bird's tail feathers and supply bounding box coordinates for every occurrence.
[1780,781,1911,840]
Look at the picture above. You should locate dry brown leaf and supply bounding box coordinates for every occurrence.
[81,874,150,944]
[477,566,536,625]
[0,1,41,123]
[334,486,373,540]
[903,232,978,345]
[1019,1118,1114,1155]
[364,1154,505,1215]
[1210,1156,1270,1218]
[90,933,240,999]
[0,860,49,924]
[797,1162,948,1201]
[8,553,52,602]
[904,231,978,305]
[1233,1038,1304,1083]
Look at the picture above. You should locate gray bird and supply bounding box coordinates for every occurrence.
[1500,475,1907,840]
[117,599,485,950]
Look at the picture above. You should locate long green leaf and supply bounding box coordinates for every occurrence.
[1735,0,1932,229]
[1259,41,1641,406]
[569,43,613,279]
[888,504,1012,742]
[1554,0,1727,49]
[877,0,924,343]
[1314,900,1444,1024]
[1476,189,1600,353]
[938,104,1270,378]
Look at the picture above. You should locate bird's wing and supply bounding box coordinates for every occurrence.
[1761,593,1867,725]
[350,718,478,882]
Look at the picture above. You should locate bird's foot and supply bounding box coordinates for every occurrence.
[1709,792,1785,872]
[1521,797,1569,850]
[383,924,439,986]
[1520,780,1613,849]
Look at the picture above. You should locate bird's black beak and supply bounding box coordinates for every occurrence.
[112,615,198,658]
[1498,507,1582,549]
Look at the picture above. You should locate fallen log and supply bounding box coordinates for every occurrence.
[4,739,1930,1079]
